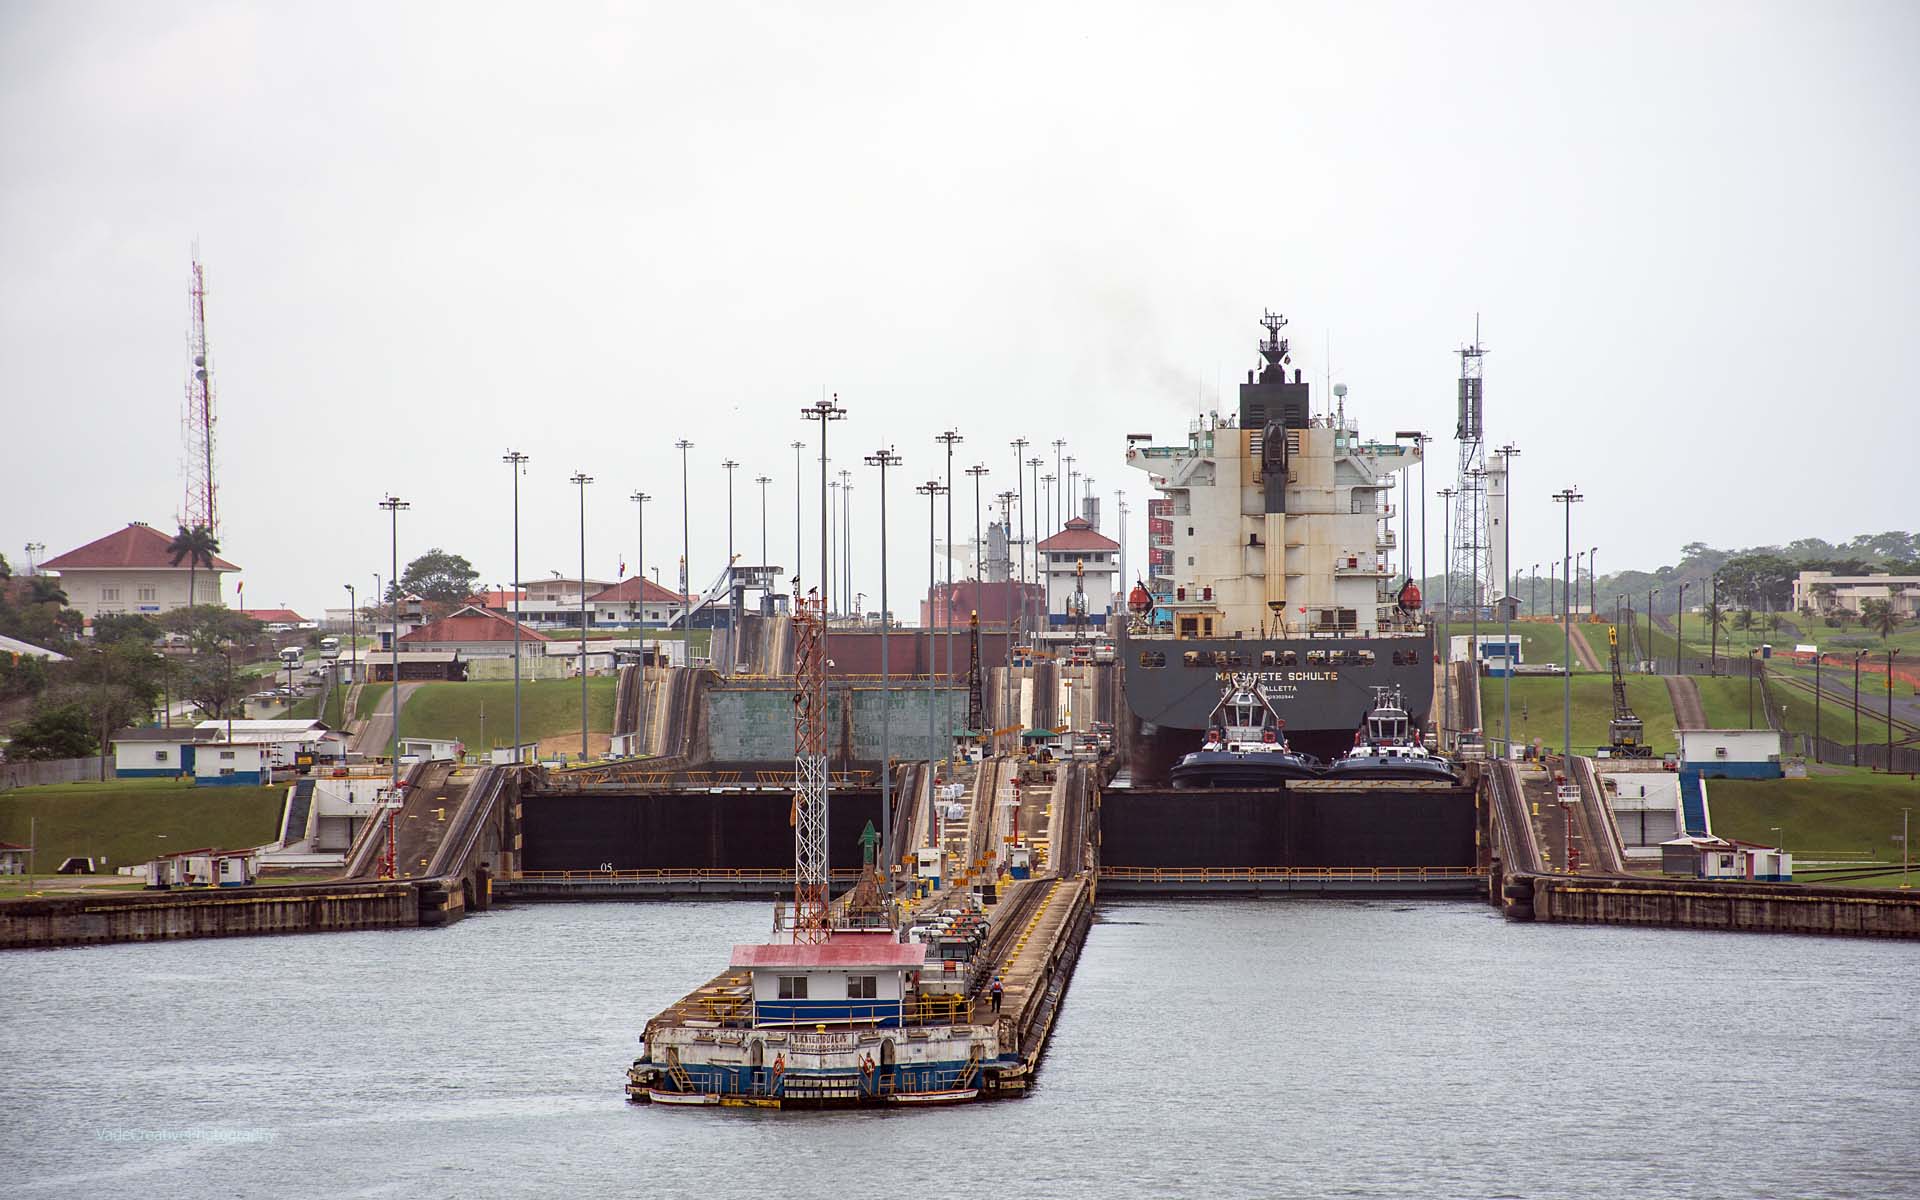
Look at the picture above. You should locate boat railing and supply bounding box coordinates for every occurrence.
[1099,865,1486,882]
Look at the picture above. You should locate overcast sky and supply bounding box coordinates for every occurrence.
[3,1,1915,617]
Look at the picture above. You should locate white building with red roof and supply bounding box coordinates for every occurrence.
[39,521,239,620]
[397,604,551,658]
[589,576,692,627]
[1036,516,1120,628]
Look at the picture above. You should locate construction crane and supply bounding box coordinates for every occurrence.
[788,588,830,942]
[1606,625,1653,758]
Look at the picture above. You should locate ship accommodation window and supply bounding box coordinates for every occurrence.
[1281,650,1298,666]
[778,976,808,1000]
[1261,650,1276,666]
[1306,651,1328,666]
[1188,527,1194,536]
[1202,617,1215,636]
[847,975,877,999]
[1180,620,1199,640]
[1226,652,1244,667]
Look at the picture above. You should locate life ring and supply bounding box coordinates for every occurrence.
[860,1053,875,1076]
[772,1054,785,1074]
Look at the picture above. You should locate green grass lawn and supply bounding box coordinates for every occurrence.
[1478,674,1681,755]
[355,682,393,722]
[281,692,322,721]
[0,779,285,873]
[397,677,616,750]
[1438,620,1603,673]
[321,684,345,730]
[1706,770,1919,876]
[1690,675,1894,744]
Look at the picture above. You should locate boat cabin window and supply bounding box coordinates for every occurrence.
[847,975,877,999]
[778,976,808,1000]
[1179,617,1200,638]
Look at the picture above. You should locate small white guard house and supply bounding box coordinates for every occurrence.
[730,934,926,1028]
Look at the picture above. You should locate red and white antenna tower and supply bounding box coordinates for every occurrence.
[790,587,831,943]
[181,253,219,535]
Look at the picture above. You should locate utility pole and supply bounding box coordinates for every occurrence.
[1497,444,1520,755]
[840,469,854,616]
[631,489,650,755]
[1010,438,1030,638]
[998,489,1016,753]
[865,446,901,875]
[800,399,845,614]
[1439,487,1456,744]
[1888,650,1901,774]
[755,475,772,580]
[722,460,739,660]
[1553,487,1585,764]
[967,464,989,583]
[378,496,408,792]
[936,431,964,745]
[675,440,694,652]
[1051,439,1066,536]
[1028,456,1044,629]
[790,440,805,593]
[572,472,594,758]
[503,451,530,762]
[918,478,948,847]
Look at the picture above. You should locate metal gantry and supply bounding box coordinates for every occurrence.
[1450,329,1489,617]
[789,589,831,943]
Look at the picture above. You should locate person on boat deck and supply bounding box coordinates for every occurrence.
[990,976,1004,1012]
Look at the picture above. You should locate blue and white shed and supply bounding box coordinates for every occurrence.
[730,935,927,1029]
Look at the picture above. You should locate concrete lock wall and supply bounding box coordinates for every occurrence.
[706,686,969,764]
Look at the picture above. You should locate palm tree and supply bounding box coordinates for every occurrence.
[1732,608,1754,647]
[1860,597,1900,642]
[26,576,67,607]
[167,524,221,611]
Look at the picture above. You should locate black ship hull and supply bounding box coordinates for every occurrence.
[1325,758,1459,784]
[1169,749,1322,790]
[1120,632,1434,778]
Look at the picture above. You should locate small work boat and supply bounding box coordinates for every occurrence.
[1325,687,1458,783]
[1169,676,1323,789]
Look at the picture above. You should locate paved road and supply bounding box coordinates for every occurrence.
[350,682,421,756]
[1664,675,1707,729]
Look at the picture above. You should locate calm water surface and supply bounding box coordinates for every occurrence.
[6,899,1917,1199]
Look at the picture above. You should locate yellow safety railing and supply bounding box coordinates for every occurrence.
[1097,865,1487,881]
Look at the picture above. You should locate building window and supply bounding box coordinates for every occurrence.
[777,976,808,1000]
[138,587,156,602]
[101,587,120,601]
[220,750,235,760]
[153,750,169,762]
[847,975,877,999]
[219,767,236,776]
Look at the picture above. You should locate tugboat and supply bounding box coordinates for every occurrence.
[1169,676,1324,789]
[1326,687,1458,783]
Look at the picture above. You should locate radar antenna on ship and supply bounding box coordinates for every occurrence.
[1259,310,1291,371]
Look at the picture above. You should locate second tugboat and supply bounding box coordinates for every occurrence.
[1326,687,1458,783]
[1170,675,1323,788]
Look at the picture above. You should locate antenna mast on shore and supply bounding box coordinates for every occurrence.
[181,253,219,536]
[1449,319,1487,615]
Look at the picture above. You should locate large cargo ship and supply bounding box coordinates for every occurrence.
[1121,311,1433,779]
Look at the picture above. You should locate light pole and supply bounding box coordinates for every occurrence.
[1814,651,1823,762]
[343,582,358,696]
[919,478,948,845]
[1574,551,1585,619]
[1553,487,1585,763]
[1498,444,1520,755]
[800,398,845,615]
[1676,582,1690,676]
[755,474,771,581]
[865,446,901,875]
[840,469,854,615]
[1888,650,1901,774]
[675,439,694,647]
[721,457,740,575]
[377,495,408,790]
[1589,546,1599,617]
[828,480,841,614]
[1028,456,1044,629]
[631,489,650,755]
[937,431,963,741]
[1467,466,1486,694]
[1051,439,1066,536]
[790,440,805,592]
[1065,454,1077,524]
[1530,564,1539,618]
[504,451,529,762]
[1041,474,1054,543]
[1548,562,1557,620]
[1854,649,1867,765]
[1748,648,1758,727]
[1010,439,1030,636]
[998,489,1016,752]
[1649,587,1659,673]
[1438,487,1456,743]
[967,464,989,582]
[571,471,593,759]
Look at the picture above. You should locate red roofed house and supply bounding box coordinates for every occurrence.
[588,576,693,628]
[397,604,551,659]
[1037,517,1120,627]
[40,521,240,620]
[730,933,927,1027]
[237,608,308,627]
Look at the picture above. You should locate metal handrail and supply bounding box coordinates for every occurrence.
[515,868,863,882]
[1097,865,1485,881]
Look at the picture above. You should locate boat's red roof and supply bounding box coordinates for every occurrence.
[729,938,926,969]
